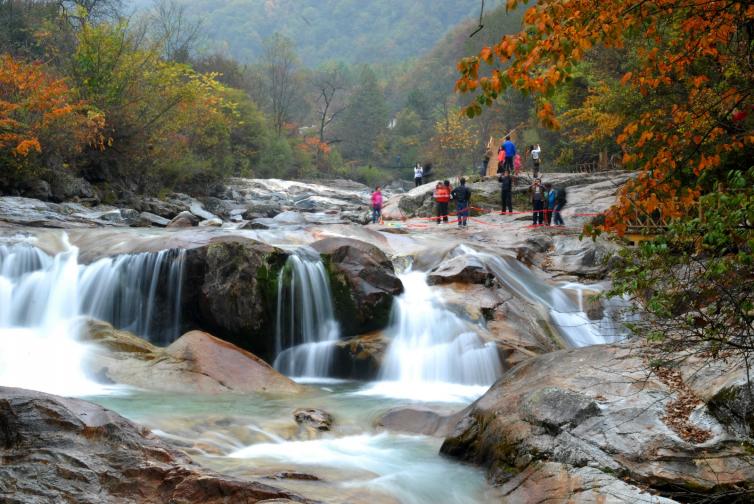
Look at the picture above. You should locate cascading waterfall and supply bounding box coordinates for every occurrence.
[273,249,340,377]
[0,241,187,395]
[364,269,503,402]
[0,242,103,395]
[454,245,628,347]
[78,248,186,344]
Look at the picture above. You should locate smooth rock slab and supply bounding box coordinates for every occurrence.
[441,342,754,498]
[0,387,315,504]
[82,320,303,395]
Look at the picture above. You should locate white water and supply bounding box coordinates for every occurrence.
[0,242,104,395]
[229,432,487,504]
[273,250,340,377]
[454,245,627,347]
[0,241,187,395]
[361,270,502,402]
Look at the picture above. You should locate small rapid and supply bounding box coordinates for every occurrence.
[453,245,628,347]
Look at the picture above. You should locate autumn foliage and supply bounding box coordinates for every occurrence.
[0,53,101,164]
[456,0,754,235]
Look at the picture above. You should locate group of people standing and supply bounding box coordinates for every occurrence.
[369,135,564,228]
[496,135,542,178]
[498,138,565,226]
[433,178,471,227]
[528,178,566,226]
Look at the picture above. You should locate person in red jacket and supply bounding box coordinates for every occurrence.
[434,181,451,224]
[370,186,383,224]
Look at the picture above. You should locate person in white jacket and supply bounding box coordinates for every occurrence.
[413,163,424,187]
[531,144,542,177]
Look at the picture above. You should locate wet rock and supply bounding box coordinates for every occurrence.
[376,408,461,437]
[139,211,170,227]
[266,472,321,482]
[167,210,199,228]
[499,462,678,504]
[198,217,223,227]
[81,319,303,395]
[0,197,123,228]
[311,237,403,336]
[441,342,754,498]
[293,408,333,431]
[243,203,283,219]
[522,387,599,432]
[138,197,187,218]
[332,332,389,380]
[427,254,495,286]
[0,387,314,504]
[182,238,289,357]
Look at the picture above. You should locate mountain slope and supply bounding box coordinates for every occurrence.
[137,0,503,65]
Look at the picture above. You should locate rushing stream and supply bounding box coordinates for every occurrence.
[0,233,630,503]
[86,381,499,504]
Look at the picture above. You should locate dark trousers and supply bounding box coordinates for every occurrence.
[437,202,449,223]
[456,201,469,226]
[533,160,540,177]
[533,199,544,224]
[553,203,565,226]
[546,205,554,225]
[501,190,512,213]
[414,177,422,187]
[503,157,513,173]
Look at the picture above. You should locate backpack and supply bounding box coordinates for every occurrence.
[556,186,567,205]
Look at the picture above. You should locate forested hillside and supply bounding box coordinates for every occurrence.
[128,0,503,66]
[1,0,532,202]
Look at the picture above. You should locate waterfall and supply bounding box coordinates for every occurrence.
[454,245,628,347]
[272,250,340,377]
[78,248,186,345]
[375,271,503,396]
[0,242,103,395]
[0,241,187,395]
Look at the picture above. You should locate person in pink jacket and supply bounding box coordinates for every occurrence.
[371,186,383,224]
[513,153,522,176]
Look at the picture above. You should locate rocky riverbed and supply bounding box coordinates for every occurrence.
[1,172,751,503]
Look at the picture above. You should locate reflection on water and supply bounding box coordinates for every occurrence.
[86,380,496,504]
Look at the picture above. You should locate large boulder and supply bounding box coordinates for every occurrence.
[81,319,303,395]
[311,237,403,336]
[441,342,754,500]
[427,254,495,286]
[167,210,199,228]
[49,173,96,202]
[0,387,313,504]
[183,238,289,357]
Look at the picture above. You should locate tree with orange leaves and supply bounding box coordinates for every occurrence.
[0,53,102,189]
[458,1,754,426]
[456,0,753,235]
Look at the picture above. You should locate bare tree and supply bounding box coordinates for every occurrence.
[58,0,122,24]
[262,33,299,137]
[312,63,349,164]
[149,0,202,63]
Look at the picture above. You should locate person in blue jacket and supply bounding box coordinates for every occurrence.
[502,135,516,174]
[545,183,556,225]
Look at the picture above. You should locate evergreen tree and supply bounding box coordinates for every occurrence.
[337,67,388,164]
